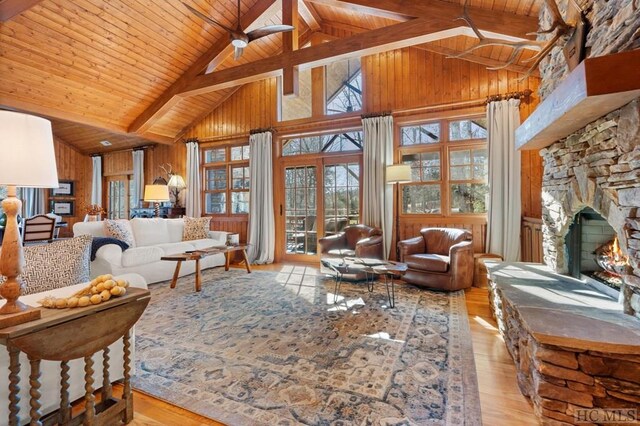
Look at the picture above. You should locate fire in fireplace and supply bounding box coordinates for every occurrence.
[565,208,629,294]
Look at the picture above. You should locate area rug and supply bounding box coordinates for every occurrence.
[132,266,482,425]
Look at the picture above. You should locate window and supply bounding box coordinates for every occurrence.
[326,58,362,115]
[202,144,250,215]
[0,186,6,217]
[400,116,488,215]
[282,131,363,156]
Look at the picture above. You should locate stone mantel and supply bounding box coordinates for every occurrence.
[516,50,640,151]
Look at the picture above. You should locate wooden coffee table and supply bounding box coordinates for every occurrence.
[162,245,251,292]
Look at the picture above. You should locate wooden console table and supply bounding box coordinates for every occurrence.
[0,287,151,426]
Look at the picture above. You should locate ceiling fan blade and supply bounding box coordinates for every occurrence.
[234,46,244,60]
[246,25,295,42]
[183,3,235,34]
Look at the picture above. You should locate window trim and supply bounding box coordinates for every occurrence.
[201,142,250,217]
[396,111,488,218]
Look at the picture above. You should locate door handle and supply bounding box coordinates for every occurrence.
[280,205,283,216]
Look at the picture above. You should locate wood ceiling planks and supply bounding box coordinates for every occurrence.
[1,0,541,152]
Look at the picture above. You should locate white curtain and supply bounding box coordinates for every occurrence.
[21,188,46,217]
[362,115,394,259]
[91,156,102,206]
[185,140,202,217]
[247,131,275,264]
[132,150,144,209]
[486,99,521,261]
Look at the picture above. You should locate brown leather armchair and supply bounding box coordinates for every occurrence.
[398,228,474,291]
[318,224,384,259]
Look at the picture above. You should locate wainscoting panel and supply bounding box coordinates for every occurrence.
[209,217,249,244]
[521,217,543,263]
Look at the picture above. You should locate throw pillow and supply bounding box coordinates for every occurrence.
[104,219,136,247]
[183,217,211,241]
[0,234,93,296]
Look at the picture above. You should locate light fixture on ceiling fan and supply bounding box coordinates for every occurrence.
[184,1,295,60]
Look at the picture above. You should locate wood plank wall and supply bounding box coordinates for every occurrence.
[179,48,544,251]
[50,137,92,237]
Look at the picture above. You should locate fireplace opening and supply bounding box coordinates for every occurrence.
[565,208,629,297]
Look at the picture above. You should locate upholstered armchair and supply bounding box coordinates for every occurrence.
[398,227,474,291]
[318,224,384,259]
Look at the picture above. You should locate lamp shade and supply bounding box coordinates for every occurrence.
[167,174,186,189]
[386,164,412,184]
[143,184,170,202]
[0,111,58,187]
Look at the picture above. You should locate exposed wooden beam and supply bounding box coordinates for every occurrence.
[306,0,538,37]
[0,0,43,22]
[417,44,540,77]
[305,0,410,21]
[298,1,321,31]
[128,0,279,135]
[282,0,300,96]
[179,18,467,97]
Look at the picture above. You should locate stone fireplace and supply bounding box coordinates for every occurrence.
[540,99,640,319]
[536,0,640,319]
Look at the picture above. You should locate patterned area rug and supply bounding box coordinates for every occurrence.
[132,266,482,425]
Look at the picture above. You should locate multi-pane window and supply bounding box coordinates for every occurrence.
[400,117,488,215]
[282,131,363,156]
[324,163,360,234]
[326,58,362,115]
[202,144,250,215]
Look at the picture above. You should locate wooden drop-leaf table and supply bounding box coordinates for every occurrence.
[0,287,151,426]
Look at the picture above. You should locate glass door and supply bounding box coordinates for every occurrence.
[284,165,318,258]
[279,155,361,262]
[107,175,132,219]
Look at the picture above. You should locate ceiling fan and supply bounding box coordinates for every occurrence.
[184,1,295,60]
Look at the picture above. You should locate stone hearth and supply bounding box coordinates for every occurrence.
[488,263,640,426]
[540,99,640,318]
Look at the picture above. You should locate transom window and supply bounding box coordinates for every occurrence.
[282,131,363,156]
[400,116,488,215]
[202,144,250,215]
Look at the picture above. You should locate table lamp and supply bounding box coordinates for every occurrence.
[0,111,59,327]
[386,164,412,260]
[167,174,186,207]
[143,184,170,217]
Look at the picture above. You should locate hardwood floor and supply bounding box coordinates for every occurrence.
[117,263,536,425]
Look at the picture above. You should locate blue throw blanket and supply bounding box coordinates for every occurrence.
[91,237,129,261]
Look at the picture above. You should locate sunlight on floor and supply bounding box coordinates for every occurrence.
[275,265,324,304]
[365,331,405,343]
[473,316,497,331]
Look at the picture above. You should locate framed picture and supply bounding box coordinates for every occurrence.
[51,180,74,197]
[50,200,74,216]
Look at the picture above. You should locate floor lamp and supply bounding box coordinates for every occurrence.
[386,164,412,260]
[144,184,170,217]
[0,111,59,327]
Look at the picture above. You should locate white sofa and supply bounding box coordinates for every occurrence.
[0,273,147,424]
[73,218,227,285]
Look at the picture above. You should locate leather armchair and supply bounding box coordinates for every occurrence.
[319,224,384,259]
[398,227,474,291]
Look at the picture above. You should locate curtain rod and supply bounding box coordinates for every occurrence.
[249,127,276,135]
[361,111,392,119]
[486,89,532,104]
[90,144,154,156]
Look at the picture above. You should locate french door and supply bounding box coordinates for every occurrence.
[278,155,361,262]
[107,175,134,219]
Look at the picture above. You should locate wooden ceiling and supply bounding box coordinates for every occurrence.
[0,0,540,153]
